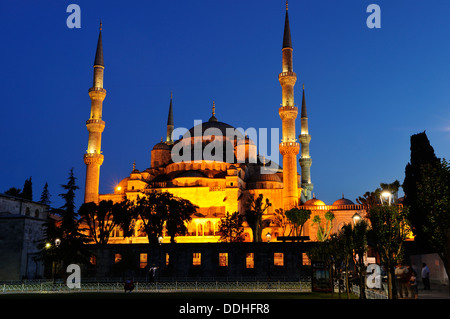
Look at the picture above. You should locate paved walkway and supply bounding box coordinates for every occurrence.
[417,285,449,299]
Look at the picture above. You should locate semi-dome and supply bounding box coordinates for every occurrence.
[152,141,171,151]
[304,196,326,206]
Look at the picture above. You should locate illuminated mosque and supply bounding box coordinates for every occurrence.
[82,4,365,244]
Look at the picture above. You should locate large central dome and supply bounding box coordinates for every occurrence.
[184,120,245,140]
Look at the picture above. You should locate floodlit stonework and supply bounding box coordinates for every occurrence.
[84,6,365,245]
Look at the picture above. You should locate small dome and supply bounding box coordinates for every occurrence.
[152,142,170,151]
[304,197,326,206]
[333,195,355,206]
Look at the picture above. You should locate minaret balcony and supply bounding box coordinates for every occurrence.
[88,87,107,100]
[279,105,298,119]
[86,119,105,133]
[278,71,297,83]
[299,134,311,144]
[84,152,104,166]
[86,119,105,125]
[89,87,106,93]
[279,142,299,155]
[279,71,296,77]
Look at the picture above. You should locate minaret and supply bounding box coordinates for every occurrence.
[84,22,106,204]
[299,84,313,201]
[278,1,299,209]
[166,91,174,145]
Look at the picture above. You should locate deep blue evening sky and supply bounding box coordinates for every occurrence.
[1,0,450,210]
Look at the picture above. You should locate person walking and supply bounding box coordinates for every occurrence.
[409,271,418,299]
[421,263,430,290]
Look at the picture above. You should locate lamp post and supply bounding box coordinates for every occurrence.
[49,238,61,285]
[266,233,271,285]
[380,190,392,206]
[352,213,361,225]
[158,236,163,282]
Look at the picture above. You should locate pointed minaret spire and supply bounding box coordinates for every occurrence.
[94,20,104,67]
[301,83,307,118]
[166,91,174,144]
[283,1,292,49]
[299,82,313,201]
[167,91,174,126]
[209,100,218,122]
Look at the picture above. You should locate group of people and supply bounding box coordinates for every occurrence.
[395,262,430,299]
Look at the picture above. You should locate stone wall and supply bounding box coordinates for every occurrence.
[86,242,315,281]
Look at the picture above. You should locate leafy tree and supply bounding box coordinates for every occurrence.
[285,208,311,237]
[132,192,170,244]
[337,223,354,299]
[4,176,33,200]
[165,195,197,243]
[273,208,289,236]
[351,219,370,299]
[415,159,450,293]
[4,187,22,197]
[217,211,245,242]
[39,182,51,206]
[367,204,410,299]
[78,200,134,246]
[311,211,335,241]
[131,191,197,244]
[244,194,272,242]
[356,189,381,211]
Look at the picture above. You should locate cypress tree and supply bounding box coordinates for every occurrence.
[40,182,51,206]
[402,131,440,247]
[22,177,33,201]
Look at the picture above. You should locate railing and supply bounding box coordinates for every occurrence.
[0,280,311,294]
[298,204,364,211]
[89,87,106,93]
[351,285,388,299]
[278,71,296,77]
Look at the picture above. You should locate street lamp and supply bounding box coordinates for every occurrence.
[352,213,361,225]
[51,238,61,285]
[380,190,392,206]
[266,232,272,243]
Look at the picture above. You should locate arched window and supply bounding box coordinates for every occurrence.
[25,207,30,216]
[187,222,196,236]
[205,221,213,236]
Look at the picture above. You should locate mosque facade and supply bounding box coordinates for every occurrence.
[82,4,365,244]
